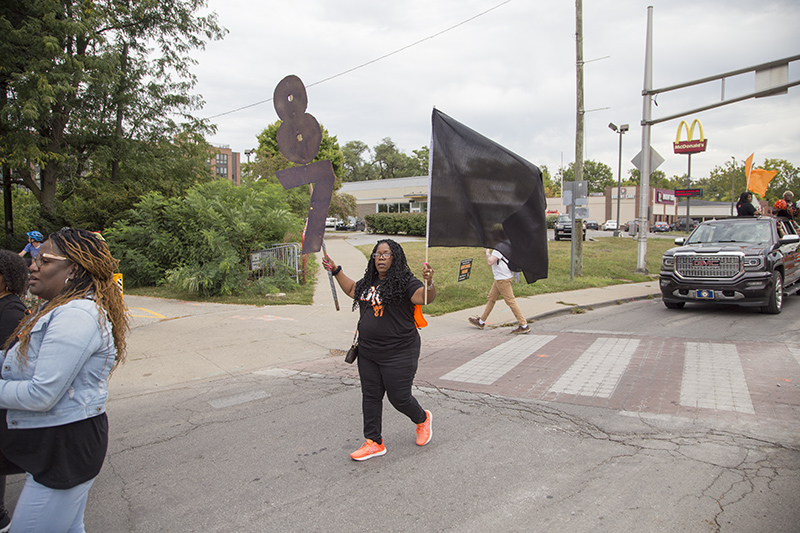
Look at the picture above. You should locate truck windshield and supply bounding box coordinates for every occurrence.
[686,221,772,245]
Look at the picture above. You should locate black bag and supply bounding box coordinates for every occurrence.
[494,241,523,272]
[503,258,523,272]
[345,339,358,364]
[345,316,360,364]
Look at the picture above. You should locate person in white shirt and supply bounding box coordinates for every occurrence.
[468,247,530,334]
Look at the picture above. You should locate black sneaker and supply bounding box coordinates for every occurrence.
[0,509,11,533]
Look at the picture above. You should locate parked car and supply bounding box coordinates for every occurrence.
[651,221,671,233]
[602,220,618,231]
[325,217,338,228]
[659,216,800,314]
[554,214,586,241]
[585,220,599,230]
[671,217,698,231]
[335,216,366,232]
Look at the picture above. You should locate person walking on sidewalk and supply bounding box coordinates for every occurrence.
[469,246,530,334]
[322,239,435,461]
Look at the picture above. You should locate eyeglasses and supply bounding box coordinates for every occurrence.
[372,253,393,259]
[33,253,68,268]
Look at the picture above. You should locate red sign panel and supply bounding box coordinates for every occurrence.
[674,188,703,198]
[673,139,707,154]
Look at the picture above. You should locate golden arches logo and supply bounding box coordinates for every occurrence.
[673,119,707,154]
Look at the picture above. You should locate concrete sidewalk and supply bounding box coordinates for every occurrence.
[316,231,661,332]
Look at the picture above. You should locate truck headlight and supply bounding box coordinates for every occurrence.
[742,256,763,270]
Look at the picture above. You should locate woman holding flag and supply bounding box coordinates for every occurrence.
[323,239,435,461]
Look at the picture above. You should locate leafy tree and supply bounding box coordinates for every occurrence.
[105,179,301,294]
[405,145,429,177]
[372,138,408,180]
[540,165,560,197]
[626,169,676,189]
[248,121,345,219]
[341,140,374,182]
[328,191,357,221]
[760,159,799,203]
[0,0,226,219]
[560,160,614,193]
[693,160,744,202]
[56,132,216,230]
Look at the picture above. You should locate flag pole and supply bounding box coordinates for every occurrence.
[425,111,435,305]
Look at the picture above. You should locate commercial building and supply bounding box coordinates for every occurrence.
[340,176,746,227]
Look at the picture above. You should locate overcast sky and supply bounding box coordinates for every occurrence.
[192,0,800,182]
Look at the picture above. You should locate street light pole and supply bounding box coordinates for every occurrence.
[609,123,628,237]
[730,156,736,216]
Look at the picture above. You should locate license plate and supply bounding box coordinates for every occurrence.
[696,289,714,299]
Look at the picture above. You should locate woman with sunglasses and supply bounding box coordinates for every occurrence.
[323,239,435,461]
[0,228,128,532]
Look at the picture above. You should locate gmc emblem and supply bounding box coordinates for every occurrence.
[693,259,719,267]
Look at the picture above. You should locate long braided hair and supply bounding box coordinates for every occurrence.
[352,239,415,311]
[11,228,129,370]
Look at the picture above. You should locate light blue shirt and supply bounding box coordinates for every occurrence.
[0,299,116,429]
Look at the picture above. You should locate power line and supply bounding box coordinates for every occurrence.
[205,0,512,120]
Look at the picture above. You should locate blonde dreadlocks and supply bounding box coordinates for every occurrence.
[11,228,129,370]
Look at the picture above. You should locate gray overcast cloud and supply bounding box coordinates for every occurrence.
[193,0,800,181]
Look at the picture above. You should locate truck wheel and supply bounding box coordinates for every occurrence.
[664,301,685,309]
[761,272,783,314]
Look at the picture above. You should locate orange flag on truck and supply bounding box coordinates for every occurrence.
[745,153,777,197]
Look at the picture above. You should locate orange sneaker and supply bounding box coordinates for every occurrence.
[350,439,386,461]
[416,410,432,446]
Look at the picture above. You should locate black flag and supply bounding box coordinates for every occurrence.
[428,109,548,283]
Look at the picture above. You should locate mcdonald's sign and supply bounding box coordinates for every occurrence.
[673,119,707,154]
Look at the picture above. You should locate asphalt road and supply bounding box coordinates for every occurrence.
[3,289,796,532]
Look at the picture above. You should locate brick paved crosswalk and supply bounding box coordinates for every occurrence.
[419,330,800,424]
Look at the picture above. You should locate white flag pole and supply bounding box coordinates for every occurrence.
[425,109,435,305]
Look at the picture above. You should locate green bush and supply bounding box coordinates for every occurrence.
[546,214,558,229]
[364,213,426,236]
[105,180,302,296]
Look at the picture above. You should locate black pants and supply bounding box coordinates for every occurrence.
[357,339,426,444]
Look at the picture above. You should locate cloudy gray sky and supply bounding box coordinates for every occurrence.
[193,0,800,181]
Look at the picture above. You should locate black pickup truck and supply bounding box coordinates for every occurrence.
[659,216,800,314]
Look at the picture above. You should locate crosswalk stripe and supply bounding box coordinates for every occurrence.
[680,342,754,414]
[547,337,640,398]
[439,334,556,385]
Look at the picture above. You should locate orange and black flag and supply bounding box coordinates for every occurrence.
[427,109,548,283]
[745,153,777,198]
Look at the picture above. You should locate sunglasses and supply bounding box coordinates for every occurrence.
[372,253,393,259]
[33,252,69,268]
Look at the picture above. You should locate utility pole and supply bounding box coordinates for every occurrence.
[573,0,584,278]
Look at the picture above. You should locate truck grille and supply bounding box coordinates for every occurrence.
[675,254,741,278]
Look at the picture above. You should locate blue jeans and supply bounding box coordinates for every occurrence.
[10,474,94,533]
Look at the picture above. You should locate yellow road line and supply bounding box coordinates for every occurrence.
[127,307,166,319]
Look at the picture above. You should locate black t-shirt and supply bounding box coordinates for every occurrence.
[357,276,423,355]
